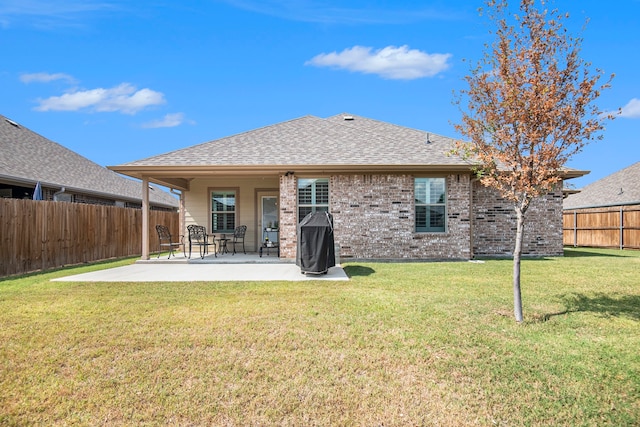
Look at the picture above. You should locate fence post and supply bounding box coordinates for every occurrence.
[573,211,577,247]
[41,201,47,272]
[620,207,624,250]
[0,199,179,277]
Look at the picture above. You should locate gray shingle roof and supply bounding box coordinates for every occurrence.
[121,113,470,168]
[0,114,178,208]
[564,161,640,209]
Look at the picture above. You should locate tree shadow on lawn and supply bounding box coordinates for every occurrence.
[342,265,376,277]
[540,293,640,322]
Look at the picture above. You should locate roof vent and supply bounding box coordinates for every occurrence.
[343,115,354,121]
[426,133,432,144]
[5,118,20,128]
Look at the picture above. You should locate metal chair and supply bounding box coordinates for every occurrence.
[155,225,184,259]
[230,225,247,255]
[187,225,216,259]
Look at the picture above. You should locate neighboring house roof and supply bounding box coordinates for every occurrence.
[110,113,587,190]
[0,114,178,208]
[564,161,640,209]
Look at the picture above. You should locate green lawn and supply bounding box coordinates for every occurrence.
[1,248,638,426]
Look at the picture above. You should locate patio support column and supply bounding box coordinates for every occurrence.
[141,176,150,260]
[179,190,185,239]
[278,173,298,260]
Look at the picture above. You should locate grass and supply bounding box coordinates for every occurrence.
[0,248,638,426]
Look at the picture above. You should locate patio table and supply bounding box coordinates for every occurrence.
[217,234,229,254]
[259,241,279,257]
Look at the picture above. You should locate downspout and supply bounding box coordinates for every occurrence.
[171,188,185,245]
[469,176,480,259]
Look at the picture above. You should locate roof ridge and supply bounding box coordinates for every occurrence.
[124,115,323,165]
[564,161,640,209]
[324,112,459,148]
[325,112,456,138]
[111,112,471,173]
[578,161,640,190]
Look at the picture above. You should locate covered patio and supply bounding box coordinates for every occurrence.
[109,169,291,262]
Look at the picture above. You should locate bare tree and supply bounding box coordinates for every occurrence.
[455,0,615,322]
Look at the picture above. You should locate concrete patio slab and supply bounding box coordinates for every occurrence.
[138,251,286,264]
[52,263,349,282]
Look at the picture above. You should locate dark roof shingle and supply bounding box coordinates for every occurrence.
[564,161,640,209]
[121,113,469,168]
[0,114,177,208]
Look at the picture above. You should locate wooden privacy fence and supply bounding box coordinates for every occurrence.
[0,199,179,277]
[563,206,640,250]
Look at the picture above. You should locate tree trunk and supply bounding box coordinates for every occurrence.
[513,207,525,322]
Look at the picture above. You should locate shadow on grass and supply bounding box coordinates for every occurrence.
[563,248,629,258]
[541,293,640,322]
[0,257,137,283]
[342,265,376,277]
[475,256,557,262]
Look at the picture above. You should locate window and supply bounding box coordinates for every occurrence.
[211,191,236,233]
[415,178,446,232]
[298,178,329,221]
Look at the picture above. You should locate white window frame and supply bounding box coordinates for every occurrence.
[297,178,329,222]
[211,189,237,233]
[415,177,447,233]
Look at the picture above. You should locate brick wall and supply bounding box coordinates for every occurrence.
[278,173,563,261]
[279,173,298,258]
[471,181,564,257]
[72,193,117,206]
[331,174,471,259]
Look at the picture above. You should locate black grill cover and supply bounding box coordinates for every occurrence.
[297,212,335,274]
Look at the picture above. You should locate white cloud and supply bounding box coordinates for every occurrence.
[306,45,452,80]
[0,0,120,29]
[141,113,192,129]
[619,98,640,118]
[34,83,166,114]
[20,72,76,84]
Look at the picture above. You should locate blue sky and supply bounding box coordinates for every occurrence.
[1,0,638,188]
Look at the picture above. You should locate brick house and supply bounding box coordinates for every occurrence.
[0,114,178,211]
[110,113,583,260]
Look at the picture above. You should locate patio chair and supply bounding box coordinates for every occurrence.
[230,225,247,255]
[187,225,217,259]
[155,224,184,259]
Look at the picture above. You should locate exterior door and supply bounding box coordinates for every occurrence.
[261,196,279,243]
